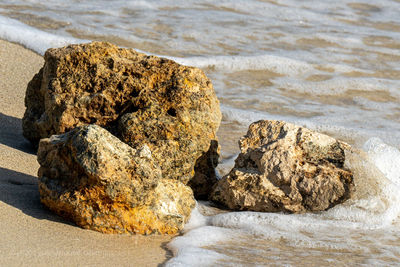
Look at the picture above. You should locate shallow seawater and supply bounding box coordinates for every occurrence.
[168,138,400,266]
[0,0,399,265]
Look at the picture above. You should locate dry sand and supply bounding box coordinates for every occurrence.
[0,40,173,266]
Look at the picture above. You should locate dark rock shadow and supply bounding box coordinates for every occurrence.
[158,240,175,267]
[0,167,73,225]
[0,112,36,154]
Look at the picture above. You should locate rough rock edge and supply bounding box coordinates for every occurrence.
[23,41,221,195]
[211,120,354,213]
[38,125,195,235]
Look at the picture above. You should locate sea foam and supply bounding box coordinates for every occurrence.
[0,15,86,55]
[172,54,315,76]
[167,139,400,266]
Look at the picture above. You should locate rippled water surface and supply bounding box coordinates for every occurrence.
[0,1,399,266]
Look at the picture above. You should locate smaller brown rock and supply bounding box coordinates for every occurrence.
[211,120,354,213]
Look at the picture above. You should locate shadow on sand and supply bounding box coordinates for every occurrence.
[0,113,175,261]
[0,167,71,224]
[0,167,175,262]
[158,241,174,267]
[0,112,36,154]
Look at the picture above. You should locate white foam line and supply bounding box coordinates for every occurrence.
[166,54,379,77]
[0,14,313,76]
[0,15,384,80]
[0,15,87,55]
[364,138,400,187]
[166,226,233,267]
[169,54,315,76]
[220,104,319,128]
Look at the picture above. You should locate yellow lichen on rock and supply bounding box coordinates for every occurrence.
[23,42,222,198]
[38,125,195,235]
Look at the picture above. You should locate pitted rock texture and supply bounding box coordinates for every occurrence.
[23,41,221,188]
[211,120,354,213]
[38,125,195,235]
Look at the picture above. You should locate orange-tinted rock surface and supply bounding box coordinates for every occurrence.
[211,120,354,213]
[23,41,221,193]
[38,125,195,234]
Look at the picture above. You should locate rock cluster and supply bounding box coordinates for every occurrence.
[23,41,221,189]
[24,42,221,234]
[24,42,355,234]
[211,120,354,213]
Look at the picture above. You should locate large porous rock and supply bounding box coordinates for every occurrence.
[211,120,354,213]
[37,125,195,235]
[23,41,221,189]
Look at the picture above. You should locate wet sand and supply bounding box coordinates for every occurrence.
[0,40,172,266]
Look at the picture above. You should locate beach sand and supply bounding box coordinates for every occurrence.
[0,40,173,266]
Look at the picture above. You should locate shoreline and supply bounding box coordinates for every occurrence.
[0,39,173,266]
